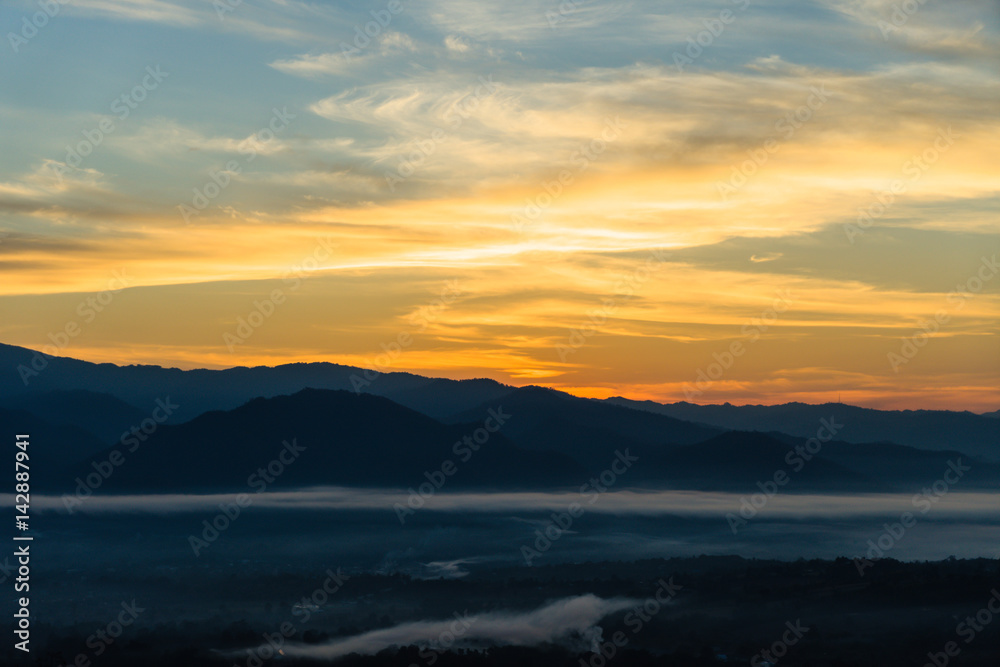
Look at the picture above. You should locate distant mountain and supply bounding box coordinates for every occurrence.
[604,398,1000,461]
[659,430,1000,492]
[44,387,997,496]
[54,389,587,494]
[817,439,997,488]
[448,385,722,472]
[0,407,109,489]
[0,389,146,446]
[5,343,998,493]
[660,431,867,489]
[0,343,510,425]
[378,377,512,420]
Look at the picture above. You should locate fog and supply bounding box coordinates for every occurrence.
[15,486,1000,520]
[232,594,641,660]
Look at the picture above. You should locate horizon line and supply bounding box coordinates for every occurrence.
[2,341,996,416]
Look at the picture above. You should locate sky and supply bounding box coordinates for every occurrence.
[0,0,997,411]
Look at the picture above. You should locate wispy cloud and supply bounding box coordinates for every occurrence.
[232,594,640,659]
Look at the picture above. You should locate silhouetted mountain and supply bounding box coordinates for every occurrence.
[0,407,108,489]
[0,389,146,446]
[0,343,511,425]
[817,439,998,488]
[448,385,722,473]
[604,397,1000,460]
[660,430,867,489]
[4,343,998,493]
[659,430,1000,491]
[379,377,511,420]
[54,389,587,494]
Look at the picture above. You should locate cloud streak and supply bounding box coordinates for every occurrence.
[229,594,640,660]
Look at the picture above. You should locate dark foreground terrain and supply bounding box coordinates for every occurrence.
[5,556,998,666]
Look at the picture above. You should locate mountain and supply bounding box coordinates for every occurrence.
[659,430,868,489]
[0,389,146,446]
[604,397,1000,461]
[54,389,587,494]
[0,407,109,489]
[0,343,511,425]
[5,343,998,494]
[658,430,1000,492]
[448,385,722,473]
[377,377,512,420]
[48,388,998,496]
[816,439,996,488]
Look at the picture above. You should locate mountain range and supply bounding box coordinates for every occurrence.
[1,342,997,495]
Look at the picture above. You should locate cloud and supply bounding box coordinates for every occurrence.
[4,0,999,411]
[444,34,471,53]
[666,226,1000,294]
[66,0,201,26]
[419,558,475,579]
[269,31,420,77]
[230,594,639,659]
[820,0,1000,59]
[65,0,316,42]
[270,51,366,76]
[416,0,633,42]
[380,31,418,53]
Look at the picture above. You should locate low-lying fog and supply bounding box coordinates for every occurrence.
[16,487,1000,571]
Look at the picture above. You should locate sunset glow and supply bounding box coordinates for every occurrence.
[1,0,997,410]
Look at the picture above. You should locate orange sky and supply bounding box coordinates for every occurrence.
[0,0,997,411]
